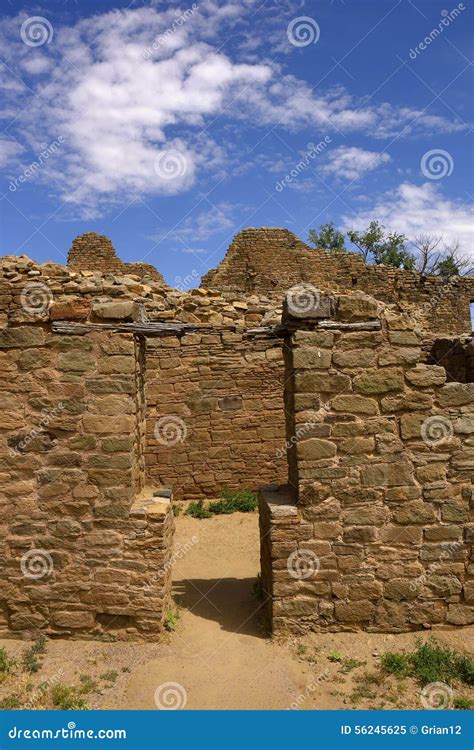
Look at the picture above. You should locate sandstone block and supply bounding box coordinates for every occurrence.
[293,347,332,369]
[337,295,378,321]
[331,394,378,415]
[353,368,404,395]
[332,349,376,368]
[405,365,446,387]
[297,438,336,461]
[335,599,375,621]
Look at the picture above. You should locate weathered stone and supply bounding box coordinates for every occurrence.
[293,347,332,369]
[360,462,414,487]
[335,600,375,621]
[353,368,404,395]
[331,394,378,415]
[337,295,378,321]
[297,438,336,461]
[57,350,96,372]
[332,349,376,368]
[393,501,436,524]
[0,327,45,348]
[378,347,421,366]
[405,365,446,387]
[93,300,140,321]
[50,297,91,321]
[437,383,474,407]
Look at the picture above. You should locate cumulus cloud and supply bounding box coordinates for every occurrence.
[321,146,391,181]
[344,182,474,255]
[0,2,467,215]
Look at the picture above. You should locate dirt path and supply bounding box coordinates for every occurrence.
[122,513,310,710]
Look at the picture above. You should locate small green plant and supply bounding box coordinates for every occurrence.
[209,489,258,514]
[164,608,180,632]
[328,650,343,663]
[296,644,308,657]
[453,696,473,710]
[350,671,383,704]
[172,503,183,517]
[79,675,99,694]
[122,666,131,673]
[339,657,366,674]
[100,670,119,684]
[51,684,90,710]
[0,695,20,709]
[381,652,411,678]
[185,500,213,519]
[22,635,48,674]
[0,646,16,674]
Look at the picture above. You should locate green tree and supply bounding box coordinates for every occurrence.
[308,222,346,252]
[347,221,415,269]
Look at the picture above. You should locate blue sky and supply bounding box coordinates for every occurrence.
[0,0,472,287]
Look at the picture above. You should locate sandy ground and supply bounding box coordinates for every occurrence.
[1,512,473,710]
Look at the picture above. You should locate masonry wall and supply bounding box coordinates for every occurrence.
[202,228,474,335]
[260,292,474,634]
[145,330,287,500]
[0,322,173,640]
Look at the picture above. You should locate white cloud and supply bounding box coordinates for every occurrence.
[0,3,468,214]
[150,200,241,248]
[0,137,23,168]
[344,182,474,255]
[322,146,390,181]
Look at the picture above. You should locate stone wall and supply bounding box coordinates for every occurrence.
[260,290,473,634]
[67,232,166,283]
[0,317,174,640]
[202,228,474,335]
[145,330,287,500]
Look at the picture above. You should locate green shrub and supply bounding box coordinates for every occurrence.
[185,500,213,519]
[0,695,20,709]
[453,696,473,710]
[164,609,180,632]
[381,639,474,687]
[22,635,48,674]
[51,684,90,710]
[209,489,258,514]
[0,647,16,674]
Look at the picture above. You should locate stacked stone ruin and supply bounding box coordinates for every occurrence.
[0,229,472,639]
